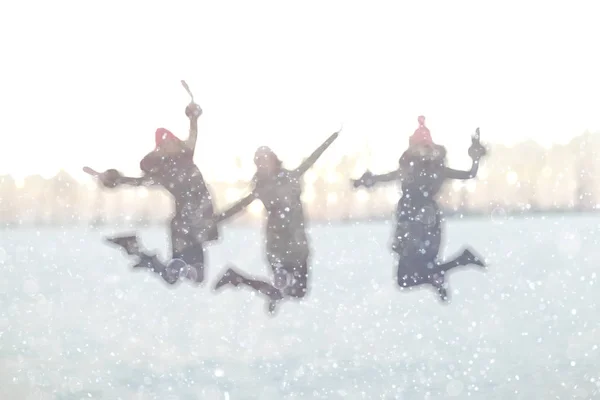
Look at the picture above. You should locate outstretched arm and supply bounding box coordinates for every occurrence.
[371,169,403,184]
[97,169,157,188]
[183,103,202,153]
[443,159,480,180]
[294,130,340,176]
[352,168,403,188]
[116,175,157,186]
[215,192,257,223]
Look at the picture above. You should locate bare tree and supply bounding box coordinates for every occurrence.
[48,170,79,225]
[21,175,49,225]
[0,175,18,226]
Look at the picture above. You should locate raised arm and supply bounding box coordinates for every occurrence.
[183,103,202,152]
[352,169,403,188]
[215,192,257,223]
[444,128,486,180]
[294,130,340,176]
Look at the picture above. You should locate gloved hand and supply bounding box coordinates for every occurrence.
[468,128,487,160]
[185,103,203,120]
[99,169,122,188]
[352,171,375,188]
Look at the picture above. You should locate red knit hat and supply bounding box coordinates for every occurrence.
[155,128,179,147]
[409,116,433,147]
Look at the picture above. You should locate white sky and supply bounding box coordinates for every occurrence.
[1,0,599,182]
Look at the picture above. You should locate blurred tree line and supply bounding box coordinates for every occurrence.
[1,132,599,228]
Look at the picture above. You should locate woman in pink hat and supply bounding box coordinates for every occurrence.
[352,116,487,302]
[97,102,217,286]
[213,130,340,315]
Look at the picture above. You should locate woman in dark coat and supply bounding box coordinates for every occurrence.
[98,102,217,285]
[353,116,487,301]
[213,130,340,314]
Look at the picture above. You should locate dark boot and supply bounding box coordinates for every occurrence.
[214,267,241,290]
[460,248,486,268]
[105,234,141,256]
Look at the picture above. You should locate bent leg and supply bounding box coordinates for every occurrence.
[134,254,180,285]
[435,247,486,274]
[278,261,309,299]
[396,257,450,303]
[175,243,205,284]
[140,247,207,286]
[396,247,485,303]
[105,234,142,256]
[105,234,179,285]
[170,217,192,259]
[214,266,283,301]
[166,216,207,284]
[396,258,432,288]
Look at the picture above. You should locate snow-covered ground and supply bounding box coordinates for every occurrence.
[1,214,599,399]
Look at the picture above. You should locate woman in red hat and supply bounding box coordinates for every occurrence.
[212,130,340,315]
[97,102,217,286]
[352,116,487,302]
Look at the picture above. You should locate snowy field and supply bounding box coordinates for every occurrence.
[1,214,599,399]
